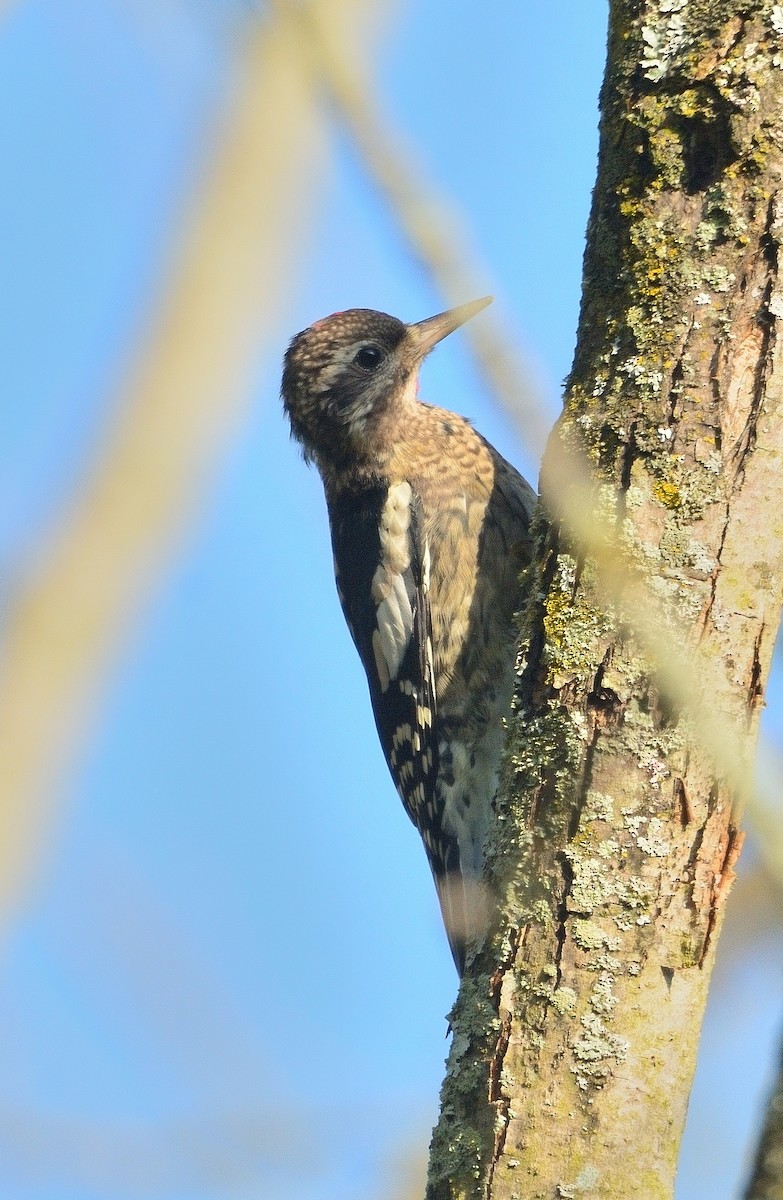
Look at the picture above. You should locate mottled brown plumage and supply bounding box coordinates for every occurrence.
[282,299,536,973]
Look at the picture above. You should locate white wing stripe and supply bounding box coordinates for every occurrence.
[370,482,415,691]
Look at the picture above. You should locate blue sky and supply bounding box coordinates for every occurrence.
[0,3,781,1198]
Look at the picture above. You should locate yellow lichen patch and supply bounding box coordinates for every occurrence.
[654,479,682,509]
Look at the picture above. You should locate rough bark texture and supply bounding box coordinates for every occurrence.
[745,1030,783,1200]
[427,2,783,1198]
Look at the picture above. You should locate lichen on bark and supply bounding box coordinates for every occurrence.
[427,3,783,1198]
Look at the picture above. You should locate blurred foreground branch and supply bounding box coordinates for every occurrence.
[289,0,783,837]
[278,6,783,1195]
[279,0,553,459]
[0,0,384,924]
[750,739,783,898]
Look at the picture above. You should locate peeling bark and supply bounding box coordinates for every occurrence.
[427,2,783,1197]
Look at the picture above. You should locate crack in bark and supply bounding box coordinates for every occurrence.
[485,925,524,1198]
[697,197,780,646]
[521,522,562,712]
[483,659,608,1194]
[674,774,695,826]
[728,195,780,482]
[697,501,731,640]
[729,280,775,483]
[553,851,573,989]
[709,339,724,456]
[668,771,718,961]
[699,824,746,966]
[572,713,602,842]
[615,418,639,527]
[554,649,622,976]
[748,621,766,713]
[667,350,687,441]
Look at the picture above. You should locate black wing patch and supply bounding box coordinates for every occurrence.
[327,483,458,893]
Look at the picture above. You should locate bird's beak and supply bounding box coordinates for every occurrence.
[407,296,493,359]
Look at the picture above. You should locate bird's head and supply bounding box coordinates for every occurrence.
[281,297,492,468]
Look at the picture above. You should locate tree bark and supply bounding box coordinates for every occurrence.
[427,2,783,1197]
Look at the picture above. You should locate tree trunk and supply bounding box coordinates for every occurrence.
[427,2,783,1197]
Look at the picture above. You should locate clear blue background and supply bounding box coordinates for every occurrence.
[0,3,781,1198]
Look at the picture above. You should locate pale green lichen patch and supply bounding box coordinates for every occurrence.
[542,568,614,688]
[702,263,736,292]
[571,1012,629,1088]
[618,874,654,913]
[658,526,718,581]
[552,986,579,1015]
[701,182,750,245]
[614,698,688,788]
[637,817,674,857]
[572,919,620,954]
[532,898,554,926]
[594,837,620,860]
[557,1165,601,1198]
[590,973,619,1019]
[501,707,581,834]
[565,850,618,913]
[584,790,615,822]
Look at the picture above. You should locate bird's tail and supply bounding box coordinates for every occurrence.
[434,869,491,976]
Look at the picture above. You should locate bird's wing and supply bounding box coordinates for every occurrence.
[492,451,538,545]
[328,483,471,959]
[328,483,439,822]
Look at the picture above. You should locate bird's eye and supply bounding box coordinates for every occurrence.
[353,345,384,371]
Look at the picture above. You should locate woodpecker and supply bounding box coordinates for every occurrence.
[281,298,536,973]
